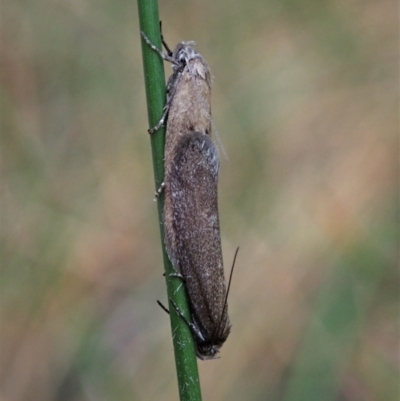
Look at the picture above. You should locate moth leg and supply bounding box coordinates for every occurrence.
[162,268,183,280]
[169,299,192,328]
[147,71,180,135]
[169,299,206,343]
[148,72,180,134]
[157,300,170,314]
[153,181,165,200]
[140,31,179,66]
[143,34,182,134]
[169,271,183,279]
[159,299,204,345]
[148,107,168,134]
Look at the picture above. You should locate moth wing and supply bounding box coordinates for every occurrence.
[167,131,226,334]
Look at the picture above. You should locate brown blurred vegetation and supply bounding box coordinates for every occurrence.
[1,0,398,400]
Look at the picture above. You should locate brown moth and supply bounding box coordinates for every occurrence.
[142,32,233,360]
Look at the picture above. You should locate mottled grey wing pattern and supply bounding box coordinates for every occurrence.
[166,131,229,340]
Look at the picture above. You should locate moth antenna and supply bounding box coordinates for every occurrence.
[159,20,173,56]
[215,247,239,336]
[162,38,173,56]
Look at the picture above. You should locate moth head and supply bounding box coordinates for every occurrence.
[172,42,199,70]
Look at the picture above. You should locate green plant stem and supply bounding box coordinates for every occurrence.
[137,1,202,400]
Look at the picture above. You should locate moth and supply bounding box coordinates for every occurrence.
[142,31,236,360]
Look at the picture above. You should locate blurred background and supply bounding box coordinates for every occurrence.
[1,0,398,400]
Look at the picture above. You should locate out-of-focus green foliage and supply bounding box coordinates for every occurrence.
[1,0,398,401]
